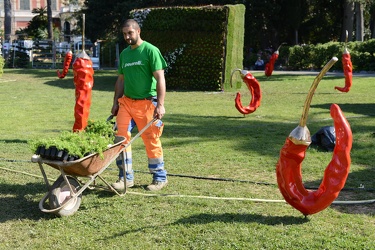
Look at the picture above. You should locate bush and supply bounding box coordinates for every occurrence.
[288,45,312,70]
[285,39,375,72]
[310,42,342,70]
[0,56,4,76]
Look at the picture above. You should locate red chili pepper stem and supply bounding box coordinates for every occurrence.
[277,42,287,51]
[230,68,247,88]
[343,30,349,55]
[288,57,338,145]
[300,57,338,127]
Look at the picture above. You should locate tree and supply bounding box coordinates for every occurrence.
[83,0,139,43]
[81,0,375,53]
[20,8,48,40]
[355,2,364,41]
[4,0,12,41]
[47,0,53,39]
[342,0,354,42]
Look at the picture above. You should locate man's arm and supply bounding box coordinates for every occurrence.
[111,74,124,116]
[153,69,166,119]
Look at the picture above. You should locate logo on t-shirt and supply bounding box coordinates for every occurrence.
[124,60,143,68]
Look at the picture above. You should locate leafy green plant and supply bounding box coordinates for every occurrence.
[29,119,115,159]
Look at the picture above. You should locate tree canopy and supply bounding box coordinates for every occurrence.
[17,7,49,39]
[79,0,375,51]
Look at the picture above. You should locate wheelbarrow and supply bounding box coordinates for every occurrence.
[31,118,158,217]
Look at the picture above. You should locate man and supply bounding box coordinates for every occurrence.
[111,19,168,191]
[254,57,264,70]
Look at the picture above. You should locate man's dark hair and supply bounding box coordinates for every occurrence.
[122,19,140,30]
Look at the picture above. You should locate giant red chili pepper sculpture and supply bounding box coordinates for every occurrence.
[230,69,262,115]
[335,31,353,93]
[265,43,285,77]
[56,50,73,79]
[72,51,94,131]
[276,57,353,216]
[72,14,94,132]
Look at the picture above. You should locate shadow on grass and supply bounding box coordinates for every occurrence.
[162,110,375,159]
[107,213,310,238]
[311,103,375,117]
[0,139,28,144]
[40,69,117,92]
[172,212,309,225]
[0,182,52,222]
[109,212,309,237]
[4,68,116,92]
[255,73,342,83]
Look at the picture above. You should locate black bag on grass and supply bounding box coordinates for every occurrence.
[311,126,336,151]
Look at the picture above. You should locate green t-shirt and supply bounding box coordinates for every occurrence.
[118,41,167,99]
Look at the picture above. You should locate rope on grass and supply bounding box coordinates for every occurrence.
[111,189,375,205]
[0,166,54,182]
[1,165,375,205]
[332,199,375,205]
[126,191,286,203]
[1,158,375,192]
[0,164,286,203]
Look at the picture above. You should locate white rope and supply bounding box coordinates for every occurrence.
[126,191,286,203]
[1,166,374,205]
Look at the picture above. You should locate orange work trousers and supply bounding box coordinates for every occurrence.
[116,96,166,181]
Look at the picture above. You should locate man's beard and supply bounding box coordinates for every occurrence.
[127,37,138,45]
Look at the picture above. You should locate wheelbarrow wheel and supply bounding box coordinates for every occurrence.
[49,175,82,217]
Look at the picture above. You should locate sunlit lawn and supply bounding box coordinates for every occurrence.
[0,68,374,249]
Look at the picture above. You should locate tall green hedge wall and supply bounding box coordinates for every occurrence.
[130,4,245,91]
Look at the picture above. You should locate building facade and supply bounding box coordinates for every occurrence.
[0,0,83,40]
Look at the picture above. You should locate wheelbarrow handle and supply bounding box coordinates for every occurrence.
[107,114,114,122]
[122,118,159,150]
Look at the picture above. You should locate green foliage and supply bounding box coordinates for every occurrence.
[286,39,375,71]
[18,7,48,40]
[29,119,115,159]
[131,5,245,91]
[310,42,342,70]
[287,45,312,70]
[6,51,31,68]
[0,56,4,76]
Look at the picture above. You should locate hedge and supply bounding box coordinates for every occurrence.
[130,4,245,91]
[282,40,375,72]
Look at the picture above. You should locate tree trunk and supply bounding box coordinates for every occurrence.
[341,0,354,42]
[4,0,12,41]
[355,2,364,41]
[47,0,53,39]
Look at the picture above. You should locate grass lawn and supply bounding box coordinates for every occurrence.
[0,68,374,249]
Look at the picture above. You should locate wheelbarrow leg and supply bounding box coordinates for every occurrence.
[37,159,51,191]
[96,175,125,196]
